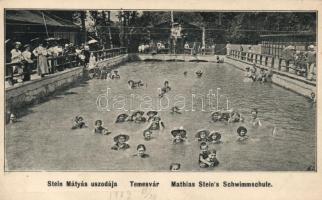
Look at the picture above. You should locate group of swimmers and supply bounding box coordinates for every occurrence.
[70,65,267,170]
[244,64,273,83]
[88,67,120,80]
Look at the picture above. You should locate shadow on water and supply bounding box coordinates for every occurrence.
[7,78,88,122]
[189,59,208,62]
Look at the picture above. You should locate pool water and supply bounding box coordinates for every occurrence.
[5,61,316,171]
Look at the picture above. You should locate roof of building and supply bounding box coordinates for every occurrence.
[6,10,80,30]
[260,32,315,38]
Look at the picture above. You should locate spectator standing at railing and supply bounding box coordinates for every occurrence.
[47,43,55,74]
[306,45,316,81]
[33,42,49,77]
[10,42,24,83]
[84,45,90,66]
[226,42,231,56]
[88,52,97,70]
[52,42,62,72]
[21,44,33,81]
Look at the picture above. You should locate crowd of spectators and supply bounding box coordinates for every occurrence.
[6,38,91,86]
[282,44,316,80]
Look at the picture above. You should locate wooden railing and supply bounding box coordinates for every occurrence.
[90,47,127,61]
[229,49,316,81]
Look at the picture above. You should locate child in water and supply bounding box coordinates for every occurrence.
[130,111,146,123]
[147,111,158,122]
[9,113,17,124]
[195,130,210,142]
[110,70,120,79]
[211,111,223,122]
[208,132,223,144]
[228,110,244,123]
[171,106,182,114]
[159,81,171,97]
[171,127,187,144]
[202,150,220,168]
[170,163,181,171]
[196,70,203,77]
[72,116,87,129]
[237,126,249,141]
[133,144,149,158]
[94,120,111,135]
[309,92,316,103]
[115,113,129,123]
[257,68,267,82]
[111,134,130,150]
[147,116,165,131]
[199,142,211,168]
[143,129,153,141]
[250,108,262,127]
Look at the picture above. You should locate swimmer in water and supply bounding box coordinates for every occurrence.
[196,70,203,77]
[110,70,120,79]
[146,111,158,122]
[250,108,262,127]
[170,163,181,171]
[171,127,187,144]
[171,106,182,114]
[130,111,146,123]
[257,68,267,82]
[9,113,17,124]
[309,92,316,103]
[237,126,249,141]
[147,116,165,131]
[115,113,129,123]
[211,111,223,122]
[228,109,244,123]
[71,116,87,129]
[208,132,223,144]
[159,81,171,97]
[195,130,210,142]
[133,144,149,158]
[94,120,111,135]
[111,134,130,150]
[202,149,220,168]
[199,142,211,168]
[128,80,144,89]
[143,129,153,141]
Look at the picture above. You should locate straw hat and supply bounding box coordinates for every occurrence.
[171,127,187,138]
[113,134,130,142]
[195,129,210,138]
[209,132,221,141]
[147,111,158,116]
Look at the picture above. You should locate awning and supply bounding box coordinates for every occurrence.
[6,10,80,30]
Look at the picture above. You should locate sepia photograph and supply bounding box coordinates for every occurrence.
[4,9,317,172]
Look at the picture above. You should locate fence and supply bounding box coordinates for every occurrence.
[229,49,316,81]
[138,46,225,55]
[90,47,127,61]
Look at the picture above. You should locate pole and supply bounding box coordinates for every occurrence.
[41,12,49,38]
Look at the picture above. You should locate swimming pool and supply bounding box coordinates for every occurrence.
[5,61,316,171]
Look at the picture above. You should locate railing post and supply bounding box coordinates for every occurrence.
[271,57,274,68]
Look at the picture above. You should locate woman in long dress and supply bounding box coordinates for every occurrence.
[33,43,49,77]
